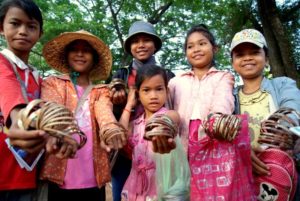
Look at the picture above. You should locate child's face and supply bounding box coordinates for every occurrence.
[138,74,167,115]
[1,7,41,59]
[130,34,156,62]
[186,32,215,70]
[67,40,95,74]
[232,43,268,80]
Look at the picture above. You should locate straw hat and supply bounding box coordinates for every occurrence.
[124,21,162,55]
[43,30,112,81]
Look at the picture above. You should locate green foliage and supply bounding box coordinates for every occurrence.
[22,0,299,81]
[278,0,300,72]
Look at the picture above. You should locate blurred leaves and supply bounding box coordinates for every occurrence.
[1,0,297,83]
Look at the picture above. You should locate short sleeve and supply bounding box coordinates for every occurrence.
[0,55,27,123]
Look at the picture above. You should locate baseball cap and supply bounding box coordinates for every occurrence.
[230,29,268,52]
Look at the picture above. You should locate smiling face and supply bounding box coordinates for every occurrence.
[67,40,96,74]
[185,31,215,70]
[130,33,156,62]
[0,7,41,61]
[138,74,167,116]
[232,42,268,80]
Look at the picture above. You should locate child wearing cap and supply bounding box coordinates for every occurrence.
[231,29,300,200]
[40,30,127,201]
[110,20,175,201]
[111,20,174,116]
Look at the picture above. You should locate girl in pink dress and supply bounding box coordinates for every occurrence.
[119,65,187,201]
[168,24,256,200]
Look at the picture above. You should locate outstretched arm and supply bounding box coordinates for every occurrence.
[41,77,78,158]
[8,107,47,154]
[151,110,179,154]
[0,56,47,153]
[95,87,127,152]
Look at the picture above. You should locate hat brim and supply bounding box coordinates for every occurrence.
[230,39,264,52]
[43,31,112,81]
[124,31,162,55]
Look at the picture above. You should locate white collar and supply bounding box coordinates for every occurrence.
[1,49,29,70]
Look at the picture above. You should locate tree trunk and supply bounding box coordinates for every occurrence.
[257,0,300,86]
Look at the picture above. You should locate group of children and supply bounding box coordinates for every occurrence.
[0,0,300,201]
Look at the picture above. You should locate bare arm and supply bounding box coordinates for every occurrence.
[165,110,180,126]
[119,87,137,130]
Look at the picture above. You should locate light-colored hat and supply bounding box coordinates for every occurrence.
[43,30,112,81]
[230,29,268,52]
[124,21,162,55]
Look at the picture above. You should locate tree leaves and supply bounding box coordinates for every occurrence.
[25,0,298,84]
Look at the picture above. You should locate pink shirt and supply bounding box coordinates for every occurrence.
[122,107,168,201]
[61,85,97,189]
[168,67,234,150]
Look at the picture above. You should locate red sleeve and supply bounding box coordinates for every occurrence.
[0,54,27,124]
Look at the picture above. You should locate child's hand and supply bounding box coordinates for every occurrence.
[100,134,127,152]
[46,136,78,159]
[7,127,47,154]
[7,107,47,154]
[151,136,176,154]
[111,87,127,105]
[251,147,270,175]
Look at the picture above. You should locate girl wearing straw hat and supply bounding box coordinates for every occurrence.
[40,30,127,201]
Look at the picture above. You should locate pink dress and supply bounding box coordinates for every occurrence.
[121,107,167,201]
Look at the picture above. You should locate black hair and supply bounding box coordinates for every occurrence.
[65,39,99,67]
[184,24,217,66]
[129,33,161,50]
[230,45,269,58]
[135,64,168,90]
[0,0,43,33]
